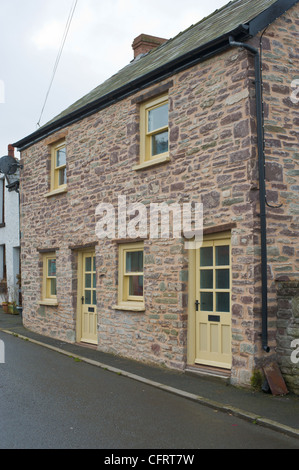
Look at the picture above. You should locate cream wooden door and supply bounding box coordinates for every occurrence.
[195,239,232,369]
[80,252,97,345]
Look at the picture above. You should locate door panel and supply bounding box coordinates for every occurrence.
[80,252,97,345]
[195,239,231,369]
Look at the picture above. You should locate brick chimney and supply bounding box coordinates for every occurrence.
[132,34,168,59]
[8,144,14,158]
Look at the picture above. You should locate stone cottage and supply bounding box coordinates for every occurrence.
[13,0,299,389]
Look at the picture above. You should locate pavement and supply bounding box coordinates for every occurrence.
[1,308,299,440]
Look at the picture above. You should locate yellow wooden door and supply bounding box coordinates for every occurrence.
[80,252,97,345]
[195,239,232,369]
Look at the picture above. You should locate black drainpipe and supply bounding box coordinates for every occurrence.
[229,36,270,353]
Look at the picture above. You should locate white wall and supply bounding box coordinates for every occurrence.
[0,176,20,303]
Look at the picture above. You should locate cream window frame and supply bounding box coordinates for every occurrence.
[48,140,67,195]
[113,242,145,312]
[133,94,169,171]
[41,254,58,305]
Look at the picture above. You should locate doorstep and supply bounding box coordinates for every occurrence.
[185,364,231,381]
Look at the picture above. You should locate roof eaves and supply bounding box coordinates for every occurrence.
[249,0,298,35]
[13,25,250,151]
[13,0,299,151]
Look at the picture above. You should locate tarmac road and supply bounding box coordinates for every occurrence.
[1,331,299,450]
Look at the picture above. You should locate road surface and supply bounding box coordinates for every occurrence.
[0,332,298,450]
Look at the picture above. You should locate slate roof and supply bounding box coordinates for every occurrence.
[14,0,298,149]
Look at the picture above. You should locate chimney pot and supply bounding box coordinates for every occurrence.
[132,34,167,59]
[8,144,14,157]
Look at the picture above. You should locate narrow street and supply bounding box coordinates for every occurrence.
[0,331,298,451]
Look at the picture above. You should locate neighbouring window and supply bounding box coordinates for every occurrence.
[0,245,5,280]
[51,140,67,191]
[42,254,57,302]
[0,178,4,225]
[139,94,169,166]
[118,242,144,308]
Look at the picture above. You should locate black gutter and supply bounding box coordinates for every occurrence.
[229,36,270,354]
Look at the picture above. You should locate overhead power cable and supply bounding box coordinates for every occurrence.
[37,0,78,128]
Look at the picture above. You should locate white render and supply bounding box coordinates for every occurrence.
[0,175,20,304]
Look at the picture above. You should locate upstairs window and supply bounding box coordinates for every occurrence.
[51,140,67,192]
[138,94,169,169]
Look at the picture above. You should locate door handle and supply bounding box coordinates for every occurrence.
[195,300,199,311]
[81,296,84,304]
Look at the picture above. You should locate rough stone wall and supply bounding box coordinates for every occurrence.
[261,6,299,278]
[249,4,299,375]
[19,4,298,384]
[276,281,299,395]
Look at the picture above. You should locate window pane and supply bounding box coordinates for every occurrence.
[216,292,230,312]
[200,247,213,267]
[93,273,96,289]
[0,245,4,279]
[85,290,91,304]
[50,278,56,296]
[85,274,91,288]
[48,259,56,277]
[129,275,143,297]
[216,245,229,266]
[148,103,168,132]
[200,270,213,289]
[85,257,92,272]
[200,292,213,311]
[56,147,66,167]
[93,290,97,306]
[58,167,66,186]
[152,131,168,156]
[126,251,143,273]
[216,269,230,289]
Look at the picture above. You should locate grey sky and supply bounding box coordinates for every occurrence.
[0,0,228,157]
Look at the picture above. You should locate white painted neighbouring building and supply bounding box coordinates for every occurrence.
[0,145,20,305]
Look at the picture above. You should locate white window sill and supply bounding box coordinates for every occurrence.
[44,185,68,198]
[132,154,170,171]
[39,300,58,306]
[112,303,145,312]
